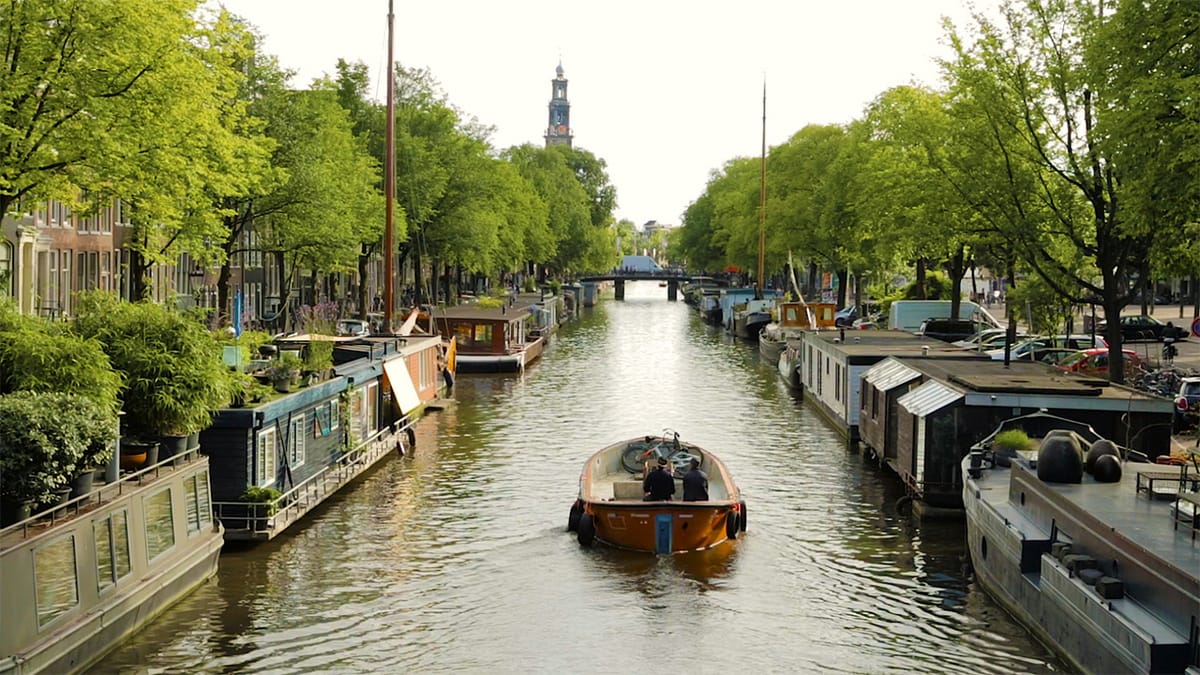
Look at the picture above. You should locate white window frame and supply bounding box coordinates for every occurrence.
[289,416,305,469]
[257,427,277,487]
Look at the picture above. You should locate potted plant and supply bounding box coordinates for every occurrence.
[265,353,304,393]
[992,429,1034,467]
[303,340,334,384]
[238,485,282,529]
[73,292,234,459]
[0,392,114,522]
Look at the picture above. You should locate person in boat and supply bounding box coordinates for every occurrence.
[682,458,708,502]
[643,456,675,501]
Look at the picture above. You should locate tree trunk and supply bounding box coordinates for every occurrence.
[127,247,152,302]
[807,262,818,299]
[835,269,848,308]
[946,245,966,320]
[356,245,370,320]
[412,246,424,305]
[915,258,927,299]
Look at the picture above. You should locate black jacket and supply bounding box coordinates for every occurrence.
[682,468,709,501]
[642,467,675,501]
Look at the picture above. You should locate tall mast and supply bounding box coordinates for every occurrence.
[383,0,396,332]
[757,80,766,299]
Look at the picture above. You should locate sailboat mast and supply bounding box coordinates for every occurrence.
[383,0,396,332]
[757,81,766,299]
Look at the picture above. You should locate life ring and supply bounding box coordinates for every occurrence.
[725,510,739,540]
[567,500,583,532]
[576,513,595,546]
[738,501,748,532]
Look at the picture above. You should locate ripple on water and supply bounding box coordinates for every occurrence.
[91,284,1061,673]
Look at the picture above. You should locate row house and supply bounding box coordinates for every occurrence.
[0,199,277,323]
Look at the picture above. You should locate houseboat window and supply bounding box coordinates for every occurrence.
[144,488,175,561]
[329,399,339,430]
[835,364,842,401]
[785,307,798,322]
[34,535,78,627]
[452,323,473,344]
[289,416,306,469]
[364,382,379,438]
[419,351,430,388]
[93,510,132,590]
[184,470,213,534]
[257,427,277,486]
[473,324,492,344]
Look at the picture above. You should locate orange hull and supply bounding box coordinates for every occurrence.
[571,434,745,554]
[587,502,739,553]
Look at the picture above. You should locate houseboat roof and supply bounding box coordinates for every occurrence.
[890,356,1167,405]
[432,300,540,322]
[808,329,989,364]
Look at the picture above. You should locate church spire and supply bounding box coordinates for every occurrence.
[545,61,572,147]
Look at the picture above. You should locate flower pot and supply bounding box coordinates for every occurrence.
[273,378,293,393]
[1,497,33,527]
[187,431,201,452]
[158,434,189,462]
[70,470,96,501]
[120,439,159,471]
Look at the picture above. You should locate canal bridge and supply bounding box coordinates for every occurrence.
[577,270,694,301]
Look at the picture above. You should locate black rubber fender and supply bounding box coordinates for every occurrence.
[725,510,739,540]
[567,500,583,532]
[576,513,595,547]
[738,501,748,532]
[895,495,913,514]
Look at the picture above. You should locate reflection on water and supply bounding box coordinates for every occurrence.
[93,282,1062,673]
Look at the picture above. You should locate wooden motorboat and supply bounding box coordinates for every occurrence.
[568,432,746,554]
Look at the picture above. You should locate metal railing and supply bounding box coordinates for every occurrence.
[211,419,413,537]
[0,449,203,547]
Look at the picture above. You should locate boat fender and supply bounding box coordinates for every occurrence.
[895,495,913,514]
[406,425,416,449]
[576,513,595,547]
[738,501,747,531]
[567,500,583,532]
[725,511,739,540]
[1084,439,1119,474]
[1095,576,1124,599]
[1062,554,1098,573]
[1076,568,1105,586]
[1036,435,1083,484]
[1051,542,1072,561]
[1091,454,1122,483]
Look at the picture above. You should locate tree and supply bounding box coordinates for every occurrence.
[941,1,1156,383]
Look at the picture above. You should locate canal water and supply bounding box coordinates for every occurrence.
[93,282,1063,673]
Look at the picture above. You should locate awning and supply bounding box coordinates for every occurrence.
[898,380,963,417]
[382,356,422,415]
[863,358,921,392]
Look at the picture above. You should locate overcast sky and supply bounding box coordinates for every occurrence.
[215,0,978,227]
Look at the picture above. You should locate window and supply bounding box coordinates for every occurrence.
[289,416,306,469]
[144,488,175,561]
[472,324,493,345]
[257,427,277,487]
[329,399,339,430]
[0,241,11,297]
[364,382,378,438]
[93,510,132,590]
[184,470,212,534]
[35,535,78,627]
[835,364,842,401]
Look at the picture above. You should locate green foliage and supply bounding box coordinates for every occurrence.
[476,297,504,309]
[265,353,304,382]
[0,325,123,413]
[1004,275,1076,335]
[0,392,116,503]
[901,271,955,300]
[238,485,282,515]
[304,341,333,373]
[73,293,233,437]
[993,429,1033,453]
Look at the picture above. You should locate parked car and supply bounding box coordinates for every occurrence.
[834,305,858,327]
[986,335,1108,361]
[1095,314,1186,342]
[953,327,1031,351]
[917,318,987,343]
[1175,377,1200,432]
[336,319,371,337]
[1054,348,1144,378]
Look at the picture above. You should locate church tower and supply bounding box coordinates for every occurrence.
[544,61,572,147]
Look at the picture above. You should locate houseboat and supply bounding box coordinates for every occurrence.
[1,451,223,674]
[963,412,1198,673]
[859,357,1173,510]
[432,299,545,373]
[798,329,985,441]
[731,296,776,341]
[568,432,746,554]
[203,333,447,541]
[762,301,836,365]
[714,288,757,331]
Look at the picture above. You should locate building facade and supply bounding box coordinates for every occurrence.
[544,62,572,148]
